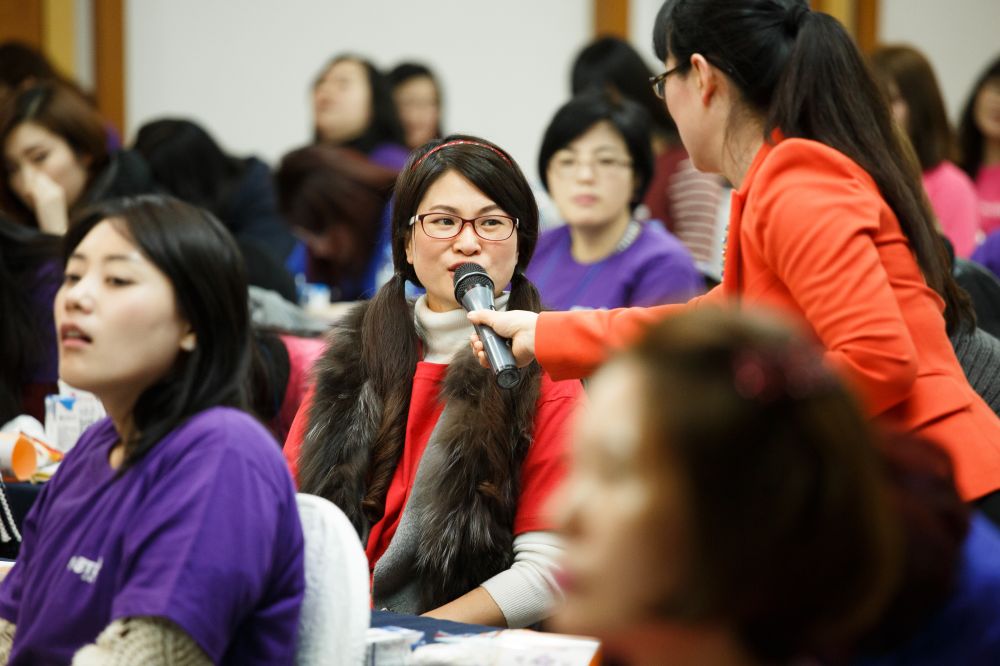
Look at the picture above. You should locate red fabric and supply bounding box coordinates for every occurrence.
[283,361,582,570]
[537,136,1000,500]
[274,335,325,444]
[365,364,448,567]
[282,386,312,482]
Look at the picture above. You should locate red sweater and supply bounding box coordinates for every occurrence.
[284,362,582,569]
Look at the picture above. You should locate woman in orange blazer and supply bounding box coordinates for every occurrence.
[472,0,1000,517]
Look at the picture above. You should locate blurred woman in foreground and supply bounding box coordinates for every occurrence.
[554,308,1000,665]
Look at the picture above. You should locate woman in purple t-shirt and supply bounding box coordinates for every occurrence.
[310,54,410,170]
[527,91,702,311]
[0,196,304,665]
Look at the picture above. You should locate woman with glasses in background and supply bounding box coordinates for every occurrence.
[283,135,584,628]
[527,91,701,311]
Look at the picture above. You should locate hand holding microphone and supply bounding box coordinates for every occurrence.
[453,262,522,389]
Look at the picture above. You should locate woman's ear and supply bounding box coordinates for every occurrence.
[690,54,719,108]
[404,229,415,266]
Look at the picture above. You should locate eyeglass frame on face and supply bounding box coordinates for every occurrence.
[548,152,634,181]
[651,55,743,99]
[409,212,519,241]
[649,64,683,100]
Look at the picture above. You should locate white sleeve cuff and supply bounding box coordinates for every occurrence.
[480,531,564,628]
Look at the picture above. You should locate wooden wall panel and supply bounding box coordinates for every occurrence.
[0,0,44,46]
[43,0,76,78]
[811,0,880,52]
[856,0,880,53]
[594,0,629,39]
[93,0,124,133]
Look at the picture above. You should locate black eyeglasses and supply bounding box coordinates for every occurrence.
[649,64,682,99]
[651,56,742,99]
[409,213,519,241]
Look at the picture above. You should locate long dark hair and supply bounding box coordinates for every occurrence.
[0,217,59,424]
[625,307,968,661]
[299,134,542,524]
[63,195,251,469]
[312,54,405,153]
[653,0,973,333]
[0,82,110,227]
[571,36,677,139]
[133,118,246,220]
[274,144,396,286]
[869,45,955,172]
[958,54,1000,179]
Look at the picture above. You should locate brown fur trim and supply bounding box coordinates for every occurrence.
[298,300,542,606]
[297,304,381,535]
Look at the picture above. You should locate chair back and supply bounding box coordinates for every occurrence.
[294,493,370,666]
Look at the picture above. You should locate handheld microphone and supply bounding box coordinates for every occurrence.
[453,262,521,389]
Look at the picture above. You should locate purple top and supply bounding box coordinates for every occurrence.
[368,142,411,172]
[526,221,702,311]
[0,407,304,665]
[972,231,1000,283]
[854,514,1000,664]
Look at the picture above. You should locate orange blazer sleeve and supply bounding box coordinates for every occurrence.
[750,142,918,414]
[536,287,723,380]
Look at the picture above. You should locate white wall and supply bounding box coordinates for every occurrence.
[631,0,1000,124]
[879,0,1000,122]
[125,0,591,172]
[629,0,665,70]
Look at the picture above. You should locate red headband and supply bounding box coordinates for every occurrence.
[413,139,513,169]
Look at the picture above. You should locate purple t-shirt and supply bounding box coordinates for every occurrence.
[0,407,304,665]
[526,221,703,311]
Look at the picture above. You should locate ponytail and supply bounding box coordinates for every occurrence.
[768,12,972,333]
[654,0,974,334]
[359,273,420,523]
[297,273,415,527]
[508,271,542,313]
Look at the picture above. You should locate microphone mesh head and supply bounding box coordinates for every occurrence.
[453,262,495,301]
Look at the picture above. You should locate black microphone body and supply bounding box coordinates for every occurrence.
[453,263,521,389]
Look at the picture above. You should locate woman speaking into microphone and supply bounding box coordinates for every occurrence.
[471,0,1000,521]
[283,135,583,627]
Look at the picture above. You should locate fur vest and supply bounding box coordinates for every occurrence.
[298,301,542,610]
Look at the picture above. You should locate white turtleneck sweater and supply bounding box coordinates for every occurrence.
[412,294,564,628]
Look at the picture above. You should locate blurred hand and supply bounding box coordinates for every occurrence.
[468,310,539,368]
[22,164,69,235]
